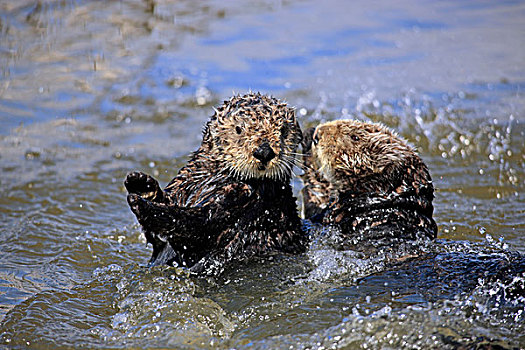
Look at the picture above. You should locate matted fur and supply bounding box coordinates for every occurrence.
[125,93,306,275]
[302,119,437,253]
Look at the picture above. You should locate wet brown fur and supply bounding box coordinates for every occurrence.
[164,92,302,205]
[125,93,306,275]
[302,119,437,253]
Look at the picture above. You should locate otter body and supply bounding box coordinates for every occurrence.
[302,119,525,298]
[302,119,437,254]
[125,93,306,275]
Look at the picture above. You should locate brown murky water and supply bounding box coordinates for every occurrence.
[1,0,524,348]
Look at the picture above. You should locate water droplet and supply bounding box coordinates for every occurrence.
[196,86,211,105]
[167,76,184,88]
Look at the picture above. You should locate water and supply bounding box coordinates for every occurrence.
[1,0,524,348]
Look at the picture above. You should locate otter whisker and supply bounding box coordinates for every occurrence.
[282,154,302,165]
[280,159,294,175]
[281,157,304,170]
[288,152,308,158]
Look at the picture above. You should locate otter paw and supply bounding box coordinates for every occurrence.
[127,193,148,218]
[127,193,174,231]
[124,171,162,201]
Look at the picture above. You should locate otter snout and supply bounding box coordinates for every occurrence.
[253,142,276,164]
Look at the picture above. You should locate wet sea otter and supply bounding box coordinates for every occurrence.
[302,119,437,254]
[300,119,525,348]
[125,93,306,275]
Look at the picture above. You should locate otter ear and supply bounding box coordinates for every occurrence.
[201,119,218,146]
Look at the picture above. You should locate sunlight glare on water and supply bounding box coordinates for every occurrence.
[0,0,524,348]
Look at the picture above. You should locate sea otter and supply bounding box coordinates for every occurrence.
[125,93,306,275]
[302,119,437,254]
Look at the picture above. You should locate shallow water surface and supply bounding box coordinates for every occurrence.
[1,0,524,349]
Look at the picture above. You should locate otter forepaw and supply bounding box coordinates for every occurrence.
[127,193,148,218]
[124,171,164,202]
[126,192,167,217]
[127,193,175,232]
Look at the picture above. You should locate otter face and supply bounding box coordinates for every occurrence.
[311,119,413,187]
[206,93,302,181]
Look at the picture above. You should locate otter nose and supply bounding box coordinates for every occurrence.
[253,142,276,164]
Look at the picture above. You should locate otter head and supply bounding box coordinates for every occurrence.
[311,119,424,193]
[203,93,302,181]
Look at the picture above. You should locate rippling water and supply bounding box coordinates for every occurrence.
[1,0,524,348]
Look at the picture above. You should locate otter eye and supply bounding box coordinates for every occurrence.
[235,126,242,135]
[351,135,359,142]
